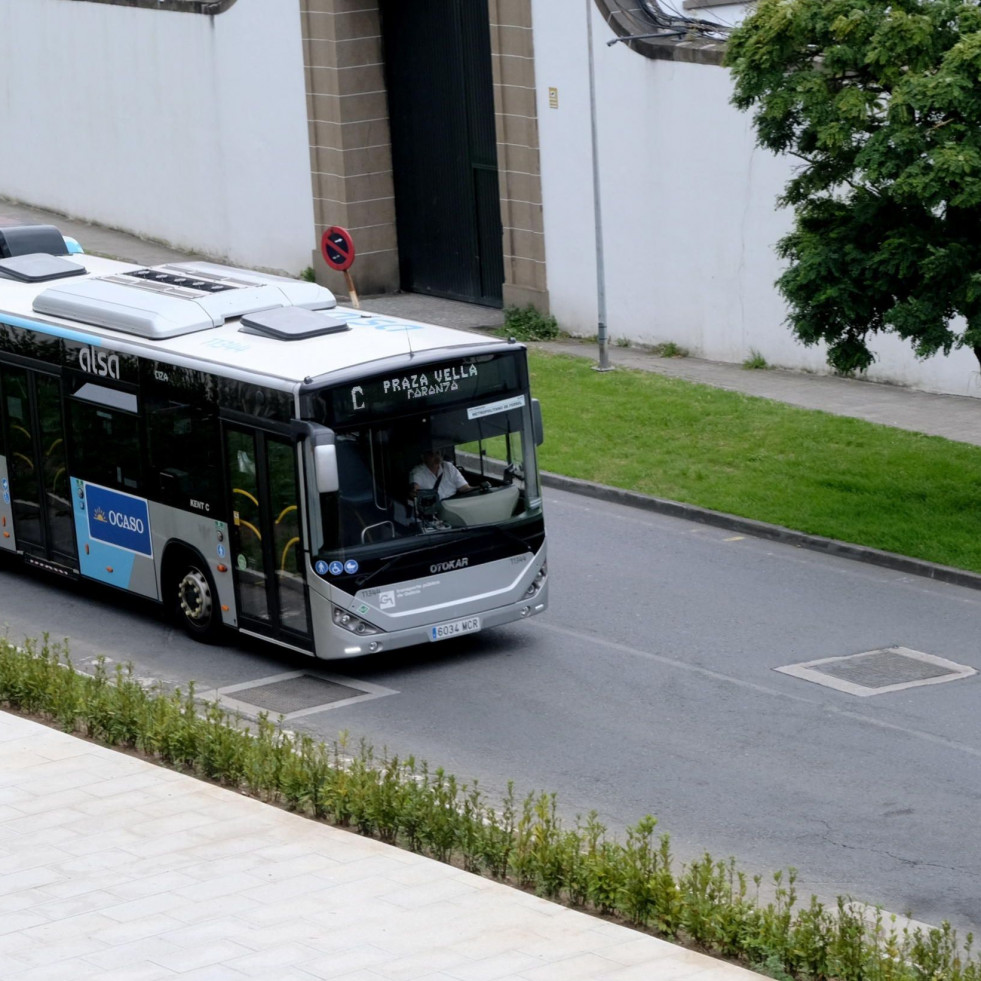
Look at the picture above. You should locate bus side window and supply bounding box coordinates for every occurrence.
[146,401,219,509]
[68,400,142,492]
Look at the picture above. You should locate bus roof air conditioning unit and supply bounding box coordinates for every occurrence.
[32,262,337,340]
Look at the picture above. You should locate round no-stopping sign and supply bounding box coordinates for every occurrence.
[321,226,356,272]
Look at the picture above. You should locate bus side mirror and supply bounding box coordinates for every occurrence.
[314,443,339,493]
[532,398,544,446]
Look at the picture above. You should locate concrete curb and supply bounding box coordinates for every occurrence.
[542,471,981,592]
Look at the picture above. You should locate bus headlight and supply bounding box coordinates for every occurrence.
[332,606,382,635]
[525,561,547,598]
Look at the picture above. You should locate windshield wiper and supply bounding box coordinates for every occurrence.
[352,538,452,590]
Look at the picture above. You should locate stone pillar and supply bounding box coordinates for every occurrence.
[488,0,549,312]
[299,0,399,298]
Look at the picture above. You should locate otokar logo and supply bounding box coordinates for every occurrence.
[85,484,152,557]
[78,345,121,380]
[430,557,468,574]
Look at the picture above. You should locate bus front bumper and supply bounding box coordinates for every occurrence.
[317,585,548,659]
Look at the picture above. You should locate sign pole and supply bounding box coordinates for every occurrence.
[344,270,360,309]
[587,0,612,371]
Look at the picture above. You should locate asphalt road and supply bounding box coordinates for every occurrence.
[2,486,980,935]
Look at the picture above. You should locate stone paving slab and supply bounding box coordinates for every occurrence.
[0,710,765,981]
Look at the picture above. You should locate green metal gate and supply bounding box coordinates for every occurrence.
[380,0,504,306]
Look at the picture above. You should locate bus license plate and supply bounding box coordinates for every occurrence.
[430,616,481,641]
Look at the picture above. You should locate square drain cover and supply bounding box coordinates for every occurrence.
[203,671,398,720]
[232,676,362,714]
[775,647,976,696]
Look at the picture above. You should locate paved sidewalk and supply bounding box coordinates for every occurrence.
[0,197,206,269]
[0,711,767,981]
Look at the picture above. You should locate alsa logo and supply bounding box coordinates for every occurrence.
[78,345,120,379]
[430,557,468,574]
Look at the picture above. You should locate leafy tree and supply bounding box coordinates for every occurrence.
[725,0,981,372]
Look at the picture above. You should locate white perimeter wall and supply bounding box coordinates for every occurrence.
[0,0,314,274]
[532,0,981,398]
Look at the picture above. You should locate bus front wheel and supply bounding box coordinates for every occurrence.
[173,561,222,642]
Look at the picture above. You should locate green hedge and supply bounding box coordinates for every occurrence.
[1,636,976,981]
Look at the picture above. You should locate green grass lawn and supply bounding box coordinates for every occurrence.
[529,350,981,574]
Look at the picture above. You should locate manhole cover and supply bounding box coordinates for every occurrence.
[204,671,398,720]
[775,647,976,696]
[232,675,363,714]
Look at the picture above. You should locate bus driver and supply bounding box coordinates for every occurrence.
[409,447,473,501]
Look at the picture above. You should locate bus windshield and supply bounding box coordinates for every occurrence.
[307,353,542,556]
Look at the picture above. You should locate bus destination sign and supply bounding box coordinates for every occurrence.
[355,361,478,409]
[325,352,522,425]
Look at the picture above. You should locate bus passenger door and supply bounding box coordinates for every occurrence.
[224,426,312,650]
[0,366,77,569]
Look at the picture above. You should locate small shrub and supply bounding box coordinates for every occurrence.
[754,953,796,981]
[299,266,316,282]
[651,341,689,358]
[501,305,560,341]
[619,817,680,932]
[744,349,769,369]
[478,781,517,879]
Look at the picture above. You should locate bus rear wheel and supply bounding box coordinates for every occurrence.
[173,560,222,642]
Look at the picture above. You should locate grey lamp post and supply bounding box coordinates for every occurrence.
[587,0,613,371]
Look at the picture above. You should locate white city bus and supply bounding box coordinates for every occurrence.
[0,225,547,658]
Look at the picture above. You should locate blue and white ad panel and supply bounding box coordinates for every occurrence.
[72,479,158,597]
[85,484,152,556]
